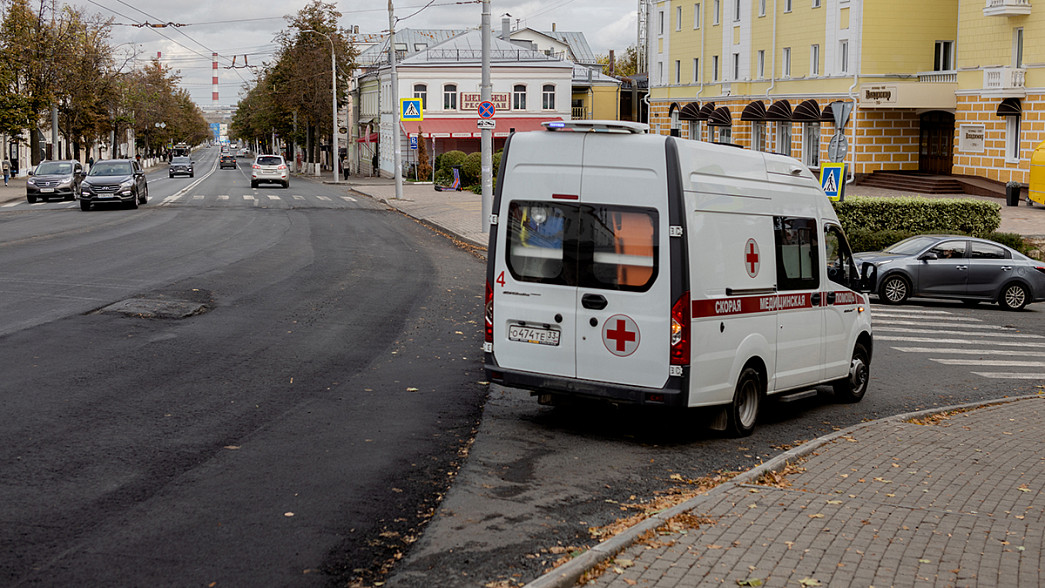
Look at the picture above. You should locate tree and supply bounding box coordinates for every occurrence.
[416,127,431,181]
[596,45,640,78]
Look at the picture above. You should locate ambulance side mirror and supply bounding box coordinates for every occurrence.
[857,262,877,293]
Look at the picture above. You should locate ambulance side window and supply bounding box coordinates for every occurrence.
[824,224,857,288]
[774,217,819,291]
[506,201,570,284]
[584,205,659,292]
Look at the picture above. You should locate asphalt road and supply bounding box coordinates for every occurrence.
[0,148,488,586]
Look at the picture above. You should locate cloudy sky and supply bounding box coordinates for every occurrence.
[68,0,639,106]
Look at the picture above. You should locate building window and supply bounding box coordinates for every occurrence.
[785,0,792,12]
[713,0,721,24]
[414,43,427,52]
[839,40,849,74]
[693,58,700,82]
[513,84,526,110]
[759,0,767,16]
[675,60,681,83]
[1006,115,1021,162]
[757,50,766,79]
[810,44,820,76]
[690,120,702,141]
[658,11,664,35]
[658,61,664,85]
[443,84,457,110]
[670,108,680,133]
[803,122,820,166]
[812,0,821,7]
[753,121,766,151]
[783,47,791,78]
[777,122,792,156]
[542,84,556,109]
[694,3,701,28]
[413,84,427,110]
[712,55,720,81]
[732,53,740,80]
[934,40,954,71]
[676,6,682,30]
[734,0,741,21]
[1014,27,1024,68]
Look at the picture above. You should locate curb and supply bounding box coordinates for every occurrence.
[523,394,1037,588]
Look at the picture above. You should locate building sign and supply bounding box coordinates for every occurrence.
[861,85,898,106]
[959,124,986,153]
[461,93,509,111]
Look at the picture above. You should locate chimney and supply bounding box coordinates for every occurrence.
[552,22,557,32]
[502,15,510,40]
[609,49,615,76]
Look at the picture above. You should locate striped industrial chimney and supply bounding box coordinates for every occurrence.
[212,53,219,104]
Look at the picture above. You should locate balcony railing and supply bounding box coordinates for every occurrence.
[983,66,1026,90]
[918,71,957,83]
[984,0,1031,16]
[572,107,588,119]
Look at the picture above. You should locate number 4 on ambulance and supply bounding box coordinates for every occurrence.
[483,120,874,437]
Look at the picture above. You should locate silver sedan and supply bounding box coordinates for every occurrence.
[854,235,1045,311]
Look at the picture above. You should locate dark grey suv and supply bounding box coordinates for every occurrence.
[27,160,84,203]
[78,159,149,211]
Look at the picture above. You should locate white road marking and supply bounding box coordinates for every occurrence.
[267,195,280,200]
[931,359,1045,367]
[2,201,20,208]
[192,195,204,200]
[872,308,957,315]
[218,195,229,200]
[161,193,183,204]
[971,372,1045,380]
[878,336,1027,347]
[873,319,1005,330]
[316,195,331,201]
[341,196,356,202]
[244,195,255,201]
[876,327,1044,339]
[293,195,305,200]
[893,347,1018,355]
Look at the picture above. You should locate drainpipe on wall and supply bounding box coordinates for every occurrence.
[845,0,861,184]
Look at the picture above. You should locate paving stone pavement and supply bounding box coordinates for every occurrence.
[553,397,1045,588]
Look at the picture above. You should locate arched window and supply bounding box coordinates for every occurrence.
[443,84,457,110]
[413,84,427,110]
[513,84,527,110]
[542,84,556,110]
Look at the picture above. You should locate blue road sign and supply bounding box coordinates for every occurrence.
[820,162,846,202]
[401,98,423,121]
[409,136,418,150]
[478,101,495,119]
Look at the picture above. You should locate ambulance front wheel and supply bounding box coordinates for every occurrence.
[833,342,870,403]
[727,367,763,437]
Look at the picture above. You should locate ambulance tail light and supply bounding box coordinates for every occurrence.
[485,280,494,343]
[670,291,690,366]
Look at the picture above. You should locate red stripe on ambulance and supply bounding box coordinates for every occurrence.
[693,291,863,318]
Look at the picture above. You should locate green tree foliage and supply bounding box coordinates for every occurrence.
[595,45,640,78]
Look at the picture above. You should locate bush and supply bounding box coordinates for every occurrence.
[461,152,482,186]
[833,196,1000,238]
[438,150,468,173]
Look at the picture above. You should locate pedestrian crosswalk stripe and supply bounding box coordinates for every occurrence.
[878,336,1027,347]
[267,195,280,200]
[893,347,1017,355]
[317,196,331,201]
[873,308,955,315]
[341,196,356,202]
[218,195,229,200]
[971,372,1045,380]
[244,195,255,201]
[874,319,1002,330]
[876,327,1043,339]
[192,195,204,200]
[2,201,19,208]
[293,195,304,200]
[932,359,1045,367]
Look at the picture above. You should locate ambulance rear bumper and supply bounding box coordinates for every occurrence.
[485,355,687,407]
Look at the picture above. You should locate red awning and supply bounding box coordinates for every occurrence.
[400,117,564,139]
[356,132,379,143]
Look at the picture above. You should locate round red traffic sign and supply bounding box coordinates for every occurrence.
[478,101,496,119]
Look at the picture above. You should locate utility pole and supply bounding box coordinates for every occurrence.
[389,0,403,199]
[480,0,492,232]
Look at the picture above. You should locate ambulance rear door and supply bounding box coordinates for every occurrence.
[573,134,672,388]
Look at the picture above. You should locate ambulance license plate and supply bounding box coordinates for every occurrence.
[508,325,560,346]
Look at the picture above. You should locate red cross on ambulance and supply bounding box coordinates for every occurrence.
[745,238,760,278]
[603,314,640,357]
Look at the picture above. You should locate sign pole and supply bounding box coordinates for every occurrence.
[389,0,403,199]
[480,0,492,233]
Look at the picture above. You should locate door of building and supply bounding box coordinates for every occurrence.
[919,111,955,175]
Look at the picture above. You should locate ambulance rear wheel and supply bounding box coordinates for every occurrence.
[878,274,910,305]
[833,342,870,403]
[727,367,762,437]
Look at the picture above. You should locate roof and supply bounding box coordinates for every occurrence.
[355,29,470,66]
[542,31,598,65]
[396,30,572,69]
[572,63,621,86]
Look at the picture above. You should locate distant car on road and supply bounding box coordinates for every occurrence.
[169,156,194,178]
[251,154,289,189]
[237,148,250,158]
[26,160,84,203]
[854,235,1045,311]
[220,154,237,169]
[78,159,148,211]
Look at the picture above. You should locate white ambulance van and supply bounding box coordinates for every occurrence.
[483,120,874,436]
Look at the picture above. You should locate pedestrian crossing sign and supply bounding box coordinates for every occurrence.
[819,162,846,202]
[400,98,423,121]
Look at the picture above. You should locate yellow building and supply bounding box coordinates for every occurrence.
[646,0,1038,191]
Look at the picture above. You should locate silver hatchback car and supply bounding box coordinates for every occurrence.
[854,235,1045,311]
[250,154,289,189]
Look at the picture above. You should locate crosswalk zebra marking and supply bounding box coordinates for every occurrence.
[341,196,356,202]
[267,195,280,200]
[876,327,1044,339]
[970,372,1045,380]
[931,359,1045,367]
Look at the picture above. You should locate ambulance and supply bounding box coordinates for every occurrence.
[483,120,874,437]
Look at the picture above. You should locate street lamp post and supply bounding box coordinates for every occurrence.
[301,29,340,184]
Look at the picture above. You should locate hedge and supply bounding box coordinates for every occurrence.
[833,196,1000,238]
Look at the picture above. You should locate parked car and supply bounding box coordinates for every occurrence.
[854,235,1045,310]
[169,156,194,178]
[220,154,237,169]
[251,154,289,188]
[78,159,148,211]
[26,160,84,203]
